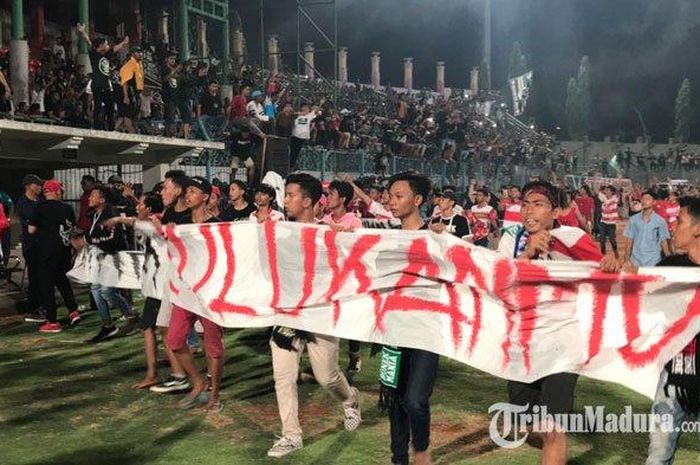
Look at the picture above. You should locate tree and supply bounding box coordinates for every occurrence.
[674,78,692,143]
[576,56,592,138]
[508,41,528,79]
[565,56,593,140]
[565,77,580,139]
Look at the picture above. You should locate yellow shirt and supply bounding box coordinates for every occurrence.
[119,57,144,91]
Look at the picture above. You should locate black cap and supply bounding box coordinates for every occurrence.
[130,45,143,54]
[107,174,123,184]
[187,176,212,196]
[22,174,43,186]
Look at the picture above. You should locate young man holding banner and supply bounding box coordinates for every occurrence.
[267,173,361,458]
[162,176,224,413]
[497,180,616,465]
[645,196,700,465]
[382,172,438,465]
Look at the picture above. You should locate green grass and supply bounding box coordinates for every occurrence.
[1,295,700,465]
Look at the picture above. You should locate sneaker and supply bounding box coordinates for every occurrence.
[267,436,303,458]
[348,353,362,373]
[122,316,140,336]
[343,388,362,431]
[89,326,119,343]
[39,322,62,333]
[69,311,81,326]
[24,309,47,323]
[149,375,191,394]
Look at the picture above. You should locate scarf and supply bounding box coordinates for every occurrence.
[377,346,412,413]
[664,335,700,413]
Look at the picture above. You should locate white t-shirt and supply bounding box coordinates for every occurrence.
[292,111,318,140]
[246,101,269,122]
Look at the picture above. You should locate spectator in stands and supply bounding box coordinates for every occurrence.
[197,80,225,132]
[0,62,11,113]
[76,23,129,130]
[162,51,192,139]
[247,90,271,132]
[117,46,145,133]
[275,102,294,138]
[228,85,250,121]
[290,103,320,171]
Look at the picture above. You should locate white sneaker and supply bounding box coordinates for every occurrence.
[343,387,362,431]
[267,436,303,458]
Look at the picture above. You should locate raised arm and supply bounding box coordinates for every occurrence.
[112,35,130,53]
[75,23,92,48]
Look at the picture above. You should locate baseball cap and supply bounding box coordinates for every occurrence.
[108,174,123,184]
[251,90,264,98]
[22,174,43,186]
[43,179,63,194]
[130,46,143,53]
[186,176,212,196]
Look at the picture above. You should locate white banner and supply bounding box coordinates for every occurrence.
[510,70,533,117]
[69,221,700,399]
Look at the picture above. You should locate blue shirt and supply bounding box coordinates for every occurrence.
[624,211,670,267]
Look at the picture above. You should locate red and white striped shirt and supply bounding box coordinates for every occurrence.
[501,200,522,229]
[599,193,619,225]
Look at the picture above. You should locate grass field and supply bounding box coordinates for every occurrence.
[1,294,699,465]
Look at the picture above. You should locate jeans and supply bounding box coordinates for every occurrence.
[90,283,133,325]
[39,254,77,323]
[390,348,439,465]
[22,246,41,311]
[646,369,697,465]
[599,222,618,255]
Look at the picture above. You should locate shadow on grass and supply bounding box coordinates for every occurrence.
[2,397,102,427]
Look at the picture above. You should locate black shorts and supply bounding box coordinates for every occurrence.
[117,93,140,119]
[507,372,578,416]
[140,297,162,330]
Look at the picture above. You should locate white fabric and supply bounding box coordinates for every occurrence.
[68,221,700,399]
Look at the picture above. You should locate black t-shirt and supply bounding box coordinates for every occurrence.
[29,199,75,260]
[89,49,112,89]
[431,214,470,238]
[18,195,39,250]
[657,254,698,268]
[161,207,192,225]
[199,92,224,117]
[220,203,256,222]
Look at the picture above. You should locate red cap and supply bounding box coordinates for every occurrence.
[211,185,221,197]
[43,179,63,194]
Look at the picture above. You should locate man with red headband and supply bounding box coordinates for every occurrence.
[498,180,616,465]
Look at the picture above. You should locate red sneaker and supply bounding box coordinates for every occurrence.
[69,311,81,325]
[39,322,63,333]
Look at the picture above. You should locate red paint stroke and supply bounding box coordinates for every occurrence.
[192,224,217,293]
[265,221,281,309]
[209,222,256,315]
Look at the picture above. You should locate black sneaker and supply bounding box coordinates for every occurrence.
[24,309,47,323]
[122,316,141,336]
[89,326,119,343]
[149,375,191,393]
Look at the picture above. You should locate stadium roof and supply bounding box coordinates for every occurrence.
[0,120,225,168]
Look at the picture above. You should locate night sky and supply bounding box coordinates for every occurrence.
[235,0,700,142]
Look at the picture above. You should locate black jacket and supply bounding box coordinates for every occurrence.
[86,205,128,254]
